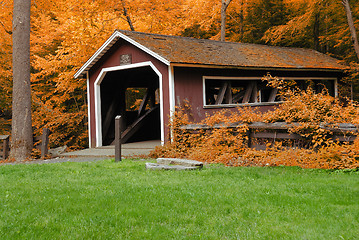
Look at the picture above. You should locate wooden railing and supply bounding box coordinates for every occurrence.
[181,122,358,150]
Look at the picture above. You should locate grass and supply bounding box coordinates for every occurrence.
[0,159,358,239]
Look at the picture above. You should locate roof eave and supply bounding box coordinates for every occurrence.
[170,62,346,72]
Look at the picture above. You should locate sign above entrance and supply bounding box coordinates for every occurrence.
[120,54,132,65]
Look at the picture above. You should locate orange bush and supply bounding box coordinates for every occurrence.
[150,76,359,170]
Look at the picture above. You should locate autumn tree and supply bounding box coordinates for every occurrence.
[11,0,32,160]
[262,0,359,99]
[1,0,359,150]
[245,0,289,44]
[262,0,357,57]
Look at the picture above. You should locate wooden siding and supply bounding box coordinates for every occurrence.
[173,66,342,123]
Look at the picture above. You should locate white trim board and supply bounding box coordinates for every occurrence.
[94,61,164,147]
[168,65,176,117]
[168,65,176,143]
[86,72,92,148]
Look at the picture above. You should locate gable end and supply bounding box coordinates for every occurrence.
[74,30,170,79]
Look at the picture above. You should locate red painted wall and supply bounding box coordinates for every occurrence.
[87,39,169,146]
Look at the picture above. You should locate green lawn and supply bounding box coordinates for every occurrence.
[0,160,358,239]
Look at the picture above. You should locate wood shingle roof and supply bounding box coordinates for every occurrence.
[75,30,346,79]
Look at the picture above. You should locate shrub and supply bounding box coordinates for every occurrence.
[150,76,359,169]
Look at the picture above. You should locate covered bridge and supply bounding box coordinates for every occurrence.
[74,30,345,148]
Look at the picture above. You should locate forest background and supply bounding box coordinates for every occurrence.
[0,0,358,149]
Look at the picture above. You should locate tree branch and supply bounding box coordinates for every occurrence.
[0,20,12,35]
[120,0,135,31]
[342,0,359,60]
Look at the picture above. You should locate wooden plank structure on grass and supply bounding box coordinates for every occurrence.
[181,122,358,150]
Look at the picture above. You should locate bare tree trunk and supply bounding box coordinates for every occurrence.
[121,0,135,31]
[221,0,232,41]
[342,0,359,60]
[10,0,33,161]
[239,0,244,42]
[313,12,320,51]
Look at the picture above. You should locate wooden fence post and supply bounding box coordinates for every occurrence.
[115,115,122,162]
[246,128,252,148]
[3,135,9,159]
[41,128,50,159]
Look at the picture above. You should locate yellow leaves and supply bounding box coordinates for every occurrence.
[2,0,358,150]
[261,74,358,125]
[152,77,359,169]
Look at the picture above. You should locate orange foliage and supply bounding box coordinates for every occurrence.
[0,0,358,149]
[151,76,359,169]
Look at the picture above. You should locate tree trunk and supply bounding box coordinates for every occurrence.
[342,0,359,60]
[313,12,320,51]
[221,0,232,41]
[239,0,244,42]
[121,0,135,31]
[10,0,33,161]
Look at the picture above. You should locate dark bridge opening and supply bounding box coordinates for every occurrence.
[100,66,161,146]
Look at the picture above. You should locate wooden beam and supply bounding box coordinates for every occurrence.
[332,135,357,142]
[251,132,303,140]
[268,88,278,102]
[242,81,254,103]
[138,90,149,117]
[224,81,232,104]
[120,105,159,144]
[250,81,258,103]
[232,91,245,103]
[246,129,252,148]
[138,87,156,117]
[215,81,229,104]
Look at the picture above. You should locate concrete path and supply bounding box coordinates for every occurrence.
[60,140,161,158]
